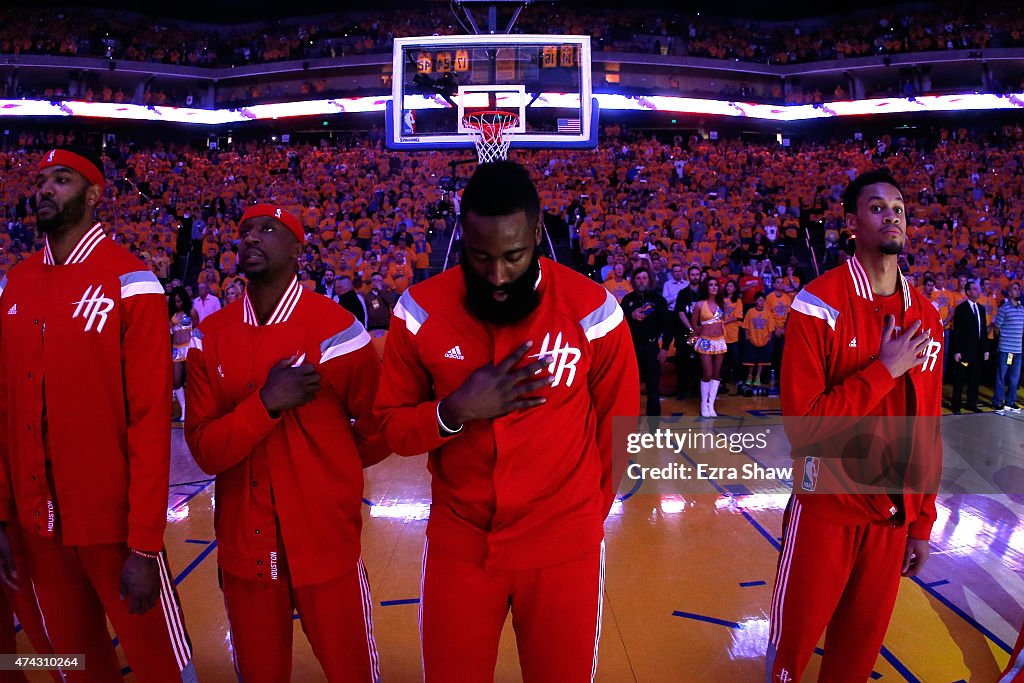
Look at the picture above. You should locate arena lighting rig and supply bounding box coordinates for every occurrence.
[2,91,1023,125]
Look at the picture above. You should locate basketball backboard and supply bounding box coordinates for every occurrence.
[387,34,597,151]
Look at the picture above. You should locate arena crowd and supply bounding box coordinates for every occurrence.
[3,121,1023,411]
[1,1,1022,69]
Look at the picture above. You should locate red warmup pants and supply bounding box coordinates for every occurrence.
[420,540,605,683]
[221,557,380,683]
[0,589,28,683]
[22,532,194,683]
[0,589,29,683]
[0,524,58,683]
[1001,625,1024,682]
[766,498,908,683]
[0,587,57,683]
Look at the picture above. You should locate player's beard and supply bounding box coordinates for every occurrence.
[36,188,88,234]
[879,240,904,256]
[462,248,541,326]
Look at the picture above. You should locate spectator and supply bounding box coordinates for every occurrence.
[780,264,801,294]
[318,267,336,295]
[603,262,632,303]
[330,274,368,328]
[673,265,704,401]
[993,281,1024,413]
[766,277,794,378]
[662,262,687,309]
[721,278,743,390]
[411,230,432,283]
[950,280,989,413]
[739,261,764,307]
[741,292,775,386]
[364,271,396,333]
[223,279,244,304]
[193,280,222,322]
[621,266,672,417]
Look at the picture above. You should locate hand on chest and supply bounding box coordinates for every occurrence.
[424,318,591,397]
[838,302,941,376]
[214,326,318,403]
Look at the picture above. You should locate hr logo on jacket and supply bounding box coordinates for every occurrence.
[892,325,941,374]
[921,329,941,373]
[72,284,114,333]
[529,332,581,388]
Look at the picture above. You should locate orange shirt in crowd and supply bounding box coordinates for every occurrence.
[604,277,632,303]
[766,291,793,331]
[722,299,742,344]
[742,307,776,347]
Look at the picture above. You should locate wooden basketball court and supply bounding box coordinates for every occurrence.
[14,390,1021,681]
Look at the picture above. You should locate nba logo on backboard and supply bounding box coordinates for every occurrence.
[403,110,416,135]
[802,457,820,492]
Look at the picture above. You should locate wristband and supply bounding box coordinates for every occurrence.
[436,400,463,435]
[129,548,159,560]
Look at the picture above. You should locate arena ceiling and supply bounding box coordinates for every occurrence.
[28,0,882,23]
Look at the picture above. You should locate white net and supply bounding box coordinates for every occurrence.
[463,110,519,163]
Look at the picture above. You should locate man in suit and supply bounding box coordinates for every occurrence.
[672,265,703,401]
[316,267,336,295]
[622,266,672,417]
[328,275,368,328]
[951,279,989,413]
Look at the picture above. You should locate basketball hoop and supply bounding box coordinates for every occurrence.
[462,110,519,163]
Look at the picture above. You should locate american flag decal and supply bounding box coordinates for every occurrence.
[557,118,581,133]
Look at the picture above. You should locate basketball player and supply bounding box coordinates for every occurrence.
[0,147,194,681]
[185,204,386,682]
[767,169,943,682]
[374,161,639,682]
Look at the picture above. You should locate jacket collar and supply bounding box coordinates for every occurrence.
[43,222,105,266]
[846,254,911,312]
[242,276,302,326]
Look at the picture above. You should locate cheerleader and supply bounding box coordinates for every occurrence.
[690,278,728,417]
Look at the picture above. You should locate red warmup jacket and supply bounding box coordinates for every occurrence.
[782,255,944,541]
[374,258,640,570]
[0,223,170,552]
[185,278,387,586]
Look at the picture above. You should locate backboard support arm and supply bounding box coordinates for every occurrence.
[450,0,545,35]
